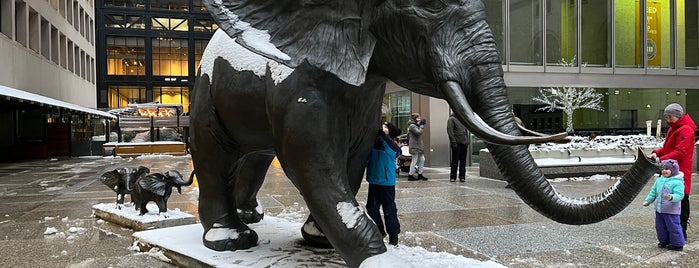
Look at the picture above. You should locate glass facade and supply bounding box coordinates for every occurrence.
[96,0,214,110]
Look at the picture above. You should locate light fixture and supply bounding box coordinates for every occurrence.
[676,91,681,95]
[646,104,651,109]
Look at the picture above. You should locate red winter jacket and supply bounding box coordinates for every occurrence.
[654,114,697,194]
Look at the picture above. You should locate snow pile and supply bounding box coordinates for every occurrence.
[529,135,663,151]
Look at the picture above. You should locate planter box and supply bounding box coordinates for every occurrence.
[479,146,658,180]
[103,141,186,157]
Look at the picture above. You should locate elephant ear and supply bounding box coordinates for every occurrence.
[203,0,376,86]
[138,175,168,197]
[99,169,121,192]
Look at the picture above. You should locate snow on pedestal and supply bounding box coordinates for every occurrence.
[132,216,504,268]
[92,203,195,231]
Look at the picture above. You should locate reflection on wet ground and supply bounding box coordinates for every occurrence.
[1,155,698,267]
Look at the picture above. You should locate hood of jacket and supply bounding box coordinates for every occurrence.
[669,114,697,131]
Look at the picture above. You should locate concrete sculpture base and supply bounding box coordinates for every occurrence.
[92,203,195,231]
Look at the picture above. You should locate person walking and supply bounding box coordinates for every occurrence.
[643,159,686,251]
[447,113,470,182]
[650,103,697,240]
[407,113,428,181]
[365,122,401,246]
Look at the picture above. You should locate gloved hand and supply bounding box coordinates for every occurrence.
[420,119,427,126]
[642,201,651,206]
[664,194,673,201]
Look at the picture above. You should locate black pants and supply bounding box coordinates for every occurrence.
[366,183,400,236]
[681,194,690,239]
[450,143,468,180]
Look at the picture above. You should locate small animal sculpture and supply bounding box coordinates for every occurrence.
[132,170,194,215]
[99,166,150,207]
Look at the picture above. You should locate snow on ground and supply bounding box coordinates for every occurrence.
[528,134,663,151]
[133,215,505,268]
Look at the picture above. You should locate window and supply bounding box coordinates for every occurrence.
[193,19,217,32]
[67,40,74,71]
[680,0,698,69]
[646,0,672,69]
[109,86,146,109]
[510,0,542,65]
[51,26,59,64]
[483,0,505,64]
[153,86,190,113]
[1,0,10,37]
[150,0,188,11]
[28,8,39,53]
[41,18,49,59]
[581,0,611,67]
[546,0,576,66]
[193,0,206,12]
[194,39,208,70]
[152,37,188,76]
[15,1,27,46]
[104,14,145,29]
[59,33,67,68]
[103,0,145,8]
[106,36,145,76]
[152,17,188,31]
[614,0,644,68]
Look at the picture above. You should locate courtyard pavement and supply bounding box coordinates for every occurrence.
[0,155,698,267]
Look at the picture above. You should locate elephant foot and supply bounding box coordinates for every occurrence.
[301,220,332,248]
[203,225,259,251]
[238,208,264,224]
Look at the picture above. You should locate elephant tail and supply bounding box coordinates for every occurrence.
[183,170,196,186]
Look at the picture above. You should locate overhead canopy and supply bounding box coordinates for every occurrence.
[0,85,116,119]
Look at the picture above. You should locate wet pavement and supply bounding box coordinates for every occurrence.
[0,155,698,267]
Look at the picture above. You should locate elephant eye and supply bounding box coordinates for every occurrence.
[420,0,447,11]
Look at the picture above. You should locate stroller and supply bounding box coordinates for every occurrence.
[395,134,412,175]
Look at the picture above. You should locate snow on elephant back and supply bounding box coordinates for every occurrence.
[188,0,661,267]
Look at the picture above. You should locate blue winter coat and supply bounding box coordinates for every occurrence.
[645,173,685,215]
[366,134,398,186]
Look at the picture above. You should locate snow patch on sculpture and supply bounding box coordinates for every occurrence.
[212,0,289,62]
[204,226,241,241]
[199,29,293,84]
[336,202,362,229]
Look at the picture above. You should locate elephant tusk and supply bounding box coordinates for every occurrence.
[439,81,569,145]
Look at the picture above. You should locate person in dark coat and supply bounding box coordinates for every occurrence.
[650,103,697,240]
[447,114,470,182]
[365,122,401,246]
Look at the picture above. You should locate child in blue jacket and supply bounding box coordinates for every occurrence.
[365,122,401,246]
[643,159,685,251]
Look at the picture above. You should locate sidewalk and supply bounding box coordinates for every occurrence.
[0,155,697,267]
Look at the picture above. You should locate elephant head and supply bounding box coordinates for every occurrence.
[197,0,659,266]
[133,170,195,215]
[99,166,150,205]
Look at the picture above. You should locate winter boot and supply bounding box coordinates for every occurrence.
[407,175,419,181]
[667,245,684,251]
[418,174,428,180]
[389,234,398,246]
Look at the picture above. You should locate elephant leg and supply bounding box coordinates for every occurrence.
[191,128,258,251]
[271,90,386,267]
[301,214,332,248]
[235,152,274,224]
[138,201,148,215]
[156,198,167,213]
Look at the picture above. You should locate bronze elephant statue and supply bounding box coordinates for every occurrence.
[99,166,150,207]
[189,0,660,266]
[132,170,194,215]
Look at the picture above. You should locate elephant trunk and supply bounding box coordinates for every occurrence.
[444,61,660,224]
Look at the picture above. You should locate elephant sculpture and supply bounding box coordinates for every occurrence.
[132,170,194,215]
[99,166,150,207]
[190,0,660,266]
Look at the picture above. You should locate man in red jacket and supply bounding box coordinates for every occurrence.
[651,103,697,240]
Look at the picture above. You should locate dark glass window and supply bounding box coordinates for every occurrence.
[105,14,145,29]
[154,86,190,113]
[192,0,206,12]
[103,0,145,9]
[150,0,188,11]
